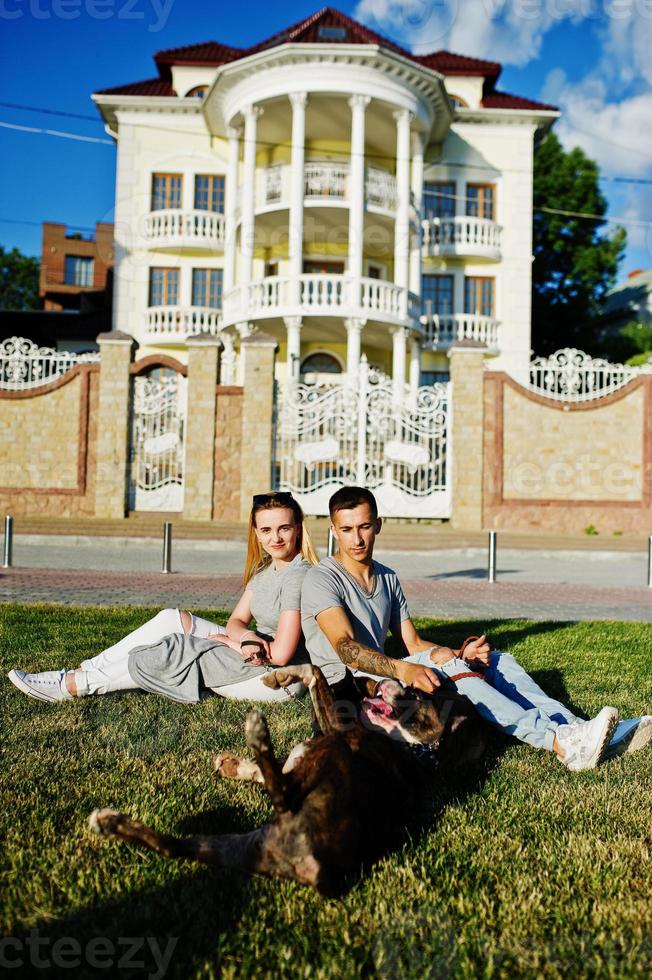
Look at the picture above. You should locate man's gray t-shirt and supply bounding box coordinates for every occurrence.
[301,556,411,684]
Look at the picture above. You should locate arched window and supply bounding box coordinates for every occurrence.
[301,352,343,374]
[448,94,468,109]
[186,85,208,99]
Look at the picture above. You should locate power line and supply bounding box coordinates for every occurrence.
[0,121,114,145]
[0,101,102,123]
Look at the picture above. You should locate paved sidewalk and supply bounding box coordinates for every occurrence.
[2,566,650,622]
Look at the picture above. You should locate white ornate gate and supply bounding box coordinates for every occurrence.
[129,372,187,512]
[275,358,451,517]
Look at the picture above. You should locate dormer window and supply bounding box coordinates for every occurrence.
[186,85,208,99]
[448,95,468,109]
[318,26,348,40]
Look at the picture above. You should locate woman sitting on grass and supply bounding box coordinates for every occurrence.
[8,492,318,704]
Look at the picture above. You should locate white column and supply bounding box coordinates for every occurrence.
[284,316,302,381]
[409,335,421,399]
[393,109,413,292]
[224,125,241,292]
[391,326,408,402]
[348,95,370,295]
[241,105,263,286]
[345,316,365,383]
[289,93,308,306]
[220,331,237,385]
[409,130,424,297]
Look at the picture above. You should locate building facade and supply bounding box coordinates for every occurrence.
[93,7,557,389]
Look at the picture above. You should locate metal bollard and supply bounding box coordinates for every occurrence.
[487,530,497,583]
[648,535,652,589]
[2,515,13,568]
[162,521,172,574]
[327,527,335,558]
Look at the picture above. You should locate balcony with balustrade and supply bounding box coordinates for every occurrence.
[420,312,500,351]
[422,215,502,261]
[145,306,222,346]
[236,162,405,224]
[144,210,225,252]
[222,273,420,331]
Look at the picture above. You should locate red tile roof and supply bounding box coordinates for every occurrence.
[95,77,176,97]
[481,91,558,111]
[415,50,501,76]
[94,6,557,112]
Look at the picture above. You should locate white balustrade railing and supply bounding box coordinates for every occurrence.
[304,162,349,199]
[145,209,225,247]
[360,277,405,319]
[422,215,502,256]
[250,162,400,212]
[146,306,222,339]
[223,274,419,326]
[420,313,500,349]
[265,165,283,204]
[528,348,649,402]
[0,336,100,390]
[365,167,398,211]
[300,273,346,309]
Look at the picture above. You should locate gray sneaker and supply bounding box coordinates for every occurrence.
[556,707,618,771]
[603,716,652,761]
[7,669,72,702]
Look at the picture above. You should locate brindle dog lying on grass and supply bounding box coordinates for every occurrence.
[89,665,485,895]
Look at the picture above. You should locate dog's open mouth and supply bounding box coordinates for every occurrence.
[361,696,394,718]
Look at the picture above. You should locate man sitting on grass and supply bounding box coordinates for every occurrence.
[301,486,652,771]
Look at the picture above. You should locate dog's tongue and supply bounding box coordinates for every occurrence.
[363,697,393,717]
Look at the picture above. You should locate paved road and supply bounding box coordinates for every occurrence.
[4,534,649,586]
[1,535,650,621]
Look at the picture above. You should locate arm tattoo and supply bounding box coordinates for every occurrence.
[336,638,400,679]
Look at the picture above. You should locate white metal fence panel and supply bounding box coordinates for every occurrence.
[275,359,451,518]
[528,347,650,402]
[0,336,100,391]
[129,373,187,512]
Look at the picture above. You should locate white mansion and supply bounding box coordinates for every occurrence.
[93,6,557,389]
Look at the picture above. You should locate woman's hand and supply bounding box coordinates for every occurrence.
[240,633,271,665]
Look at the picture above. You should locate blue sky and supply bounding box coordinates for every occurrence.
[1,0,651,281]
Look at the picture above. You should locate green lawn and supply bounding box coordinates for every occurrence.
[1,605,651,979]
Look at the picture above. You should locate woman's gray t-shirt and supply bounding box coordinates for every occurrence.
[249,554,311,640]
[300,557,411,685]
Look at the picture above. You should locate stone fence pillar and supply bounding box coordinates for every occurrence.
[183,334,222,521]
[94,330,138,519]
[448,340,489,530]
[239,332,278,519]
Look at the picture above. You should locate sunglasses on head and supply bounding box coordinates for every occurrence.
[252,491,295,507]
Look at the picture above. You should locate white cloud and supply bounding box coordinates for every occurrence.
[542,68,652,176]
[355,0,597,66]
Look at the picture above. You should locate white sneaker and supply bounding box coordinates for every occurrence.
[7,669,72,702]
[556,707,618,771]
[603,716,652,761]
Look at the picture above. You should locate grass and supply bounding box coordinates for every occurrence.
[1,605,651,979]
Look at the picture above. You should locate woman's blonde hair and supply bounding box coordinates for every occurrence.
[242,492,318,586]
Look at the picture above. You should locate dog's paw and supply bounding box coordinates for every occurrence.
[245,708,270,752]
[262,672,281,689]
[215,752,244,778]
[88,808,127,838]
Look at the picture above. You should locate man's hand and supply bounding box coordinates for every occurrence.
[399,662,441,693]
[460,634,491,668]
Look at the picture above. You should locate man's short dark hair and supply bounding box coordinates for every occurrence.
[329,486,378,519]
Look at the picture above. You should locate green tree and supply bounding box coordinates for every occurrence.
[532,133,626,355]
[0,245,40,311]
